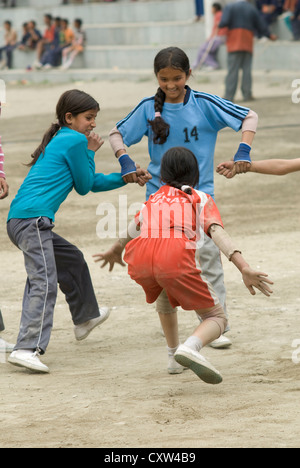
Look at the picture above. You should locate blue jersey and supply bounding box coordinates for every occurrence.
[116,86,249,200]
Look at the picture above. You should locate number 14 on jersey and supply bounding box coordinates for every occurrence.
[183,127,199,143]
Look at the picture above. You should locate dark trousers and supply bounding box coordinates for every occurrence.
[7,217,100,353]
[195,0,204,16]
[224,51,253,102]
[0,44,16,69]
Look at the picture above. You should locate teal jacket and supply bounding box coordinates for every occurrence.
[8,127,125,222]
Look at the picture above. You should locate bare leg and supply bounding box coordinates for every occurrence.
[158,311,179,349]
[174,304,227,384]
[156,290,183,374]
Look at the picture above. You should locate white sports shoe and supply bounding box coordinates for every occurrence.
[209,335,232,349]
[168,355,185,375]
[74,308,110,341]
[8,350,49,374]
[0,338,15,353]
[175,344,223,384]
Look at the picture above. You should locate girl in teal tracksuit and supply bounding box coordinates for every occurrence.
[6,89,129,373]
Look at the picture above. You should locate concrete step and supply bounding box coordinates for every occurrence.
[0,68,296,92]
[82,20,205,46]
[3,40,300,74]
[0,0,195,27]
[2,19,205,49]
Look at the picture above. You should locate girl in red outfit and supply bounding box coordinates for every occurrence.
[96,147,273,384]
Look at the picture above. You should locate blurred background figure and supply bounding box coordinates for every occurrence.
[192,2,227,71]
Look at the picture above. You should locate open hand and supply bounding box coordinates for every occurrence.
[242,266,274,297]
[0,178,9,199]
[93,242,125,272]
[87,132,105,152]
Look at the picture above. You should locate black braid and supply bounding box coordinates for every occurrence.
[148,88,170,145]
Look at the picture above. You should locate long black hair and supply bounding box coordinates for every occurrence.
[28,89,100,166]
[148,47,191,145]
[160,147,199,194]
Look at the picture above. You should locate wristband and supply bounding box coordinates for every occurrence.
[234,143,252,164]
[118,153,137,177]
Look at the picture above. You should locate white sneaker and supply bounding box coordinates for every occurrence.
[168,355,185,375]
[0,338,15,353]
[74,307,110,341]
[32,60,42,70]
[8,350,49,374]
[175,344,223,384]
[209,335,232,349]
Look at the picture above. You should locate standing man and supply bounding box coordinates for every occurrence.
[219,0,277,102]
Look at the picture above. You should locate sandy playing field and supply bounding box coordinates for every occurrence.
[0,72,300,448]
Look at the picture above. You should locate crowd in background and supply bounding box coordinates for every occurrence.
[0,13,86,70]
[1,0,300,70]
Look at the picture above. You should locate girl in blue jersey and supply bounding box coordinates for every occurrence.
[6,89,136,374]
[109,47,259,348]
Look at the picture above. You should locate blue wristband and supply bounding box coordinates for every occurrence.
[234,143,252,164]
[118,153,137,177]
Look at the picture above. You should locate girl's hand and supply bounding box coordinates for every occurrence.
[122,165,152,186]
[136,165,152,187]
[0,178,9,199]
[87,132,104,152]
[93,242,125,272]
[235,161,251,174]
[216,161,236,179]
[242,267,274,297]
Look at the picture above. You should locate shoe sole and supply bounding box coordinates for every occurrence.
[175,351,222,385]
[168,367,184,375]
[8,356,49,374]
[209,341,232,349]
[75,310,110,341]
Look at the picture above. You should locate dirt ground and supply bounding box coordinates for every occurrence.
[1,73,300,448]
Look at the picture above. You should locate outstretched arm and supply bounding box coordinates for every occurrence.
[209,224,273,296]
[217,158,300,178]
[250,158,300,175]
[93,218,140,271]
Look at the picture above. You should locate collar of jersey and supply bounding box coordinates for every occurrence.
[184,86,191,105]
[163,86,191,111]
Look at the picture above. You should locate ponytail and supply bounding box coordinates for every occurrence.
[160,147,200,193]
[148,88,170,145]
[168,181,193,195]
[27,123,60,167]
